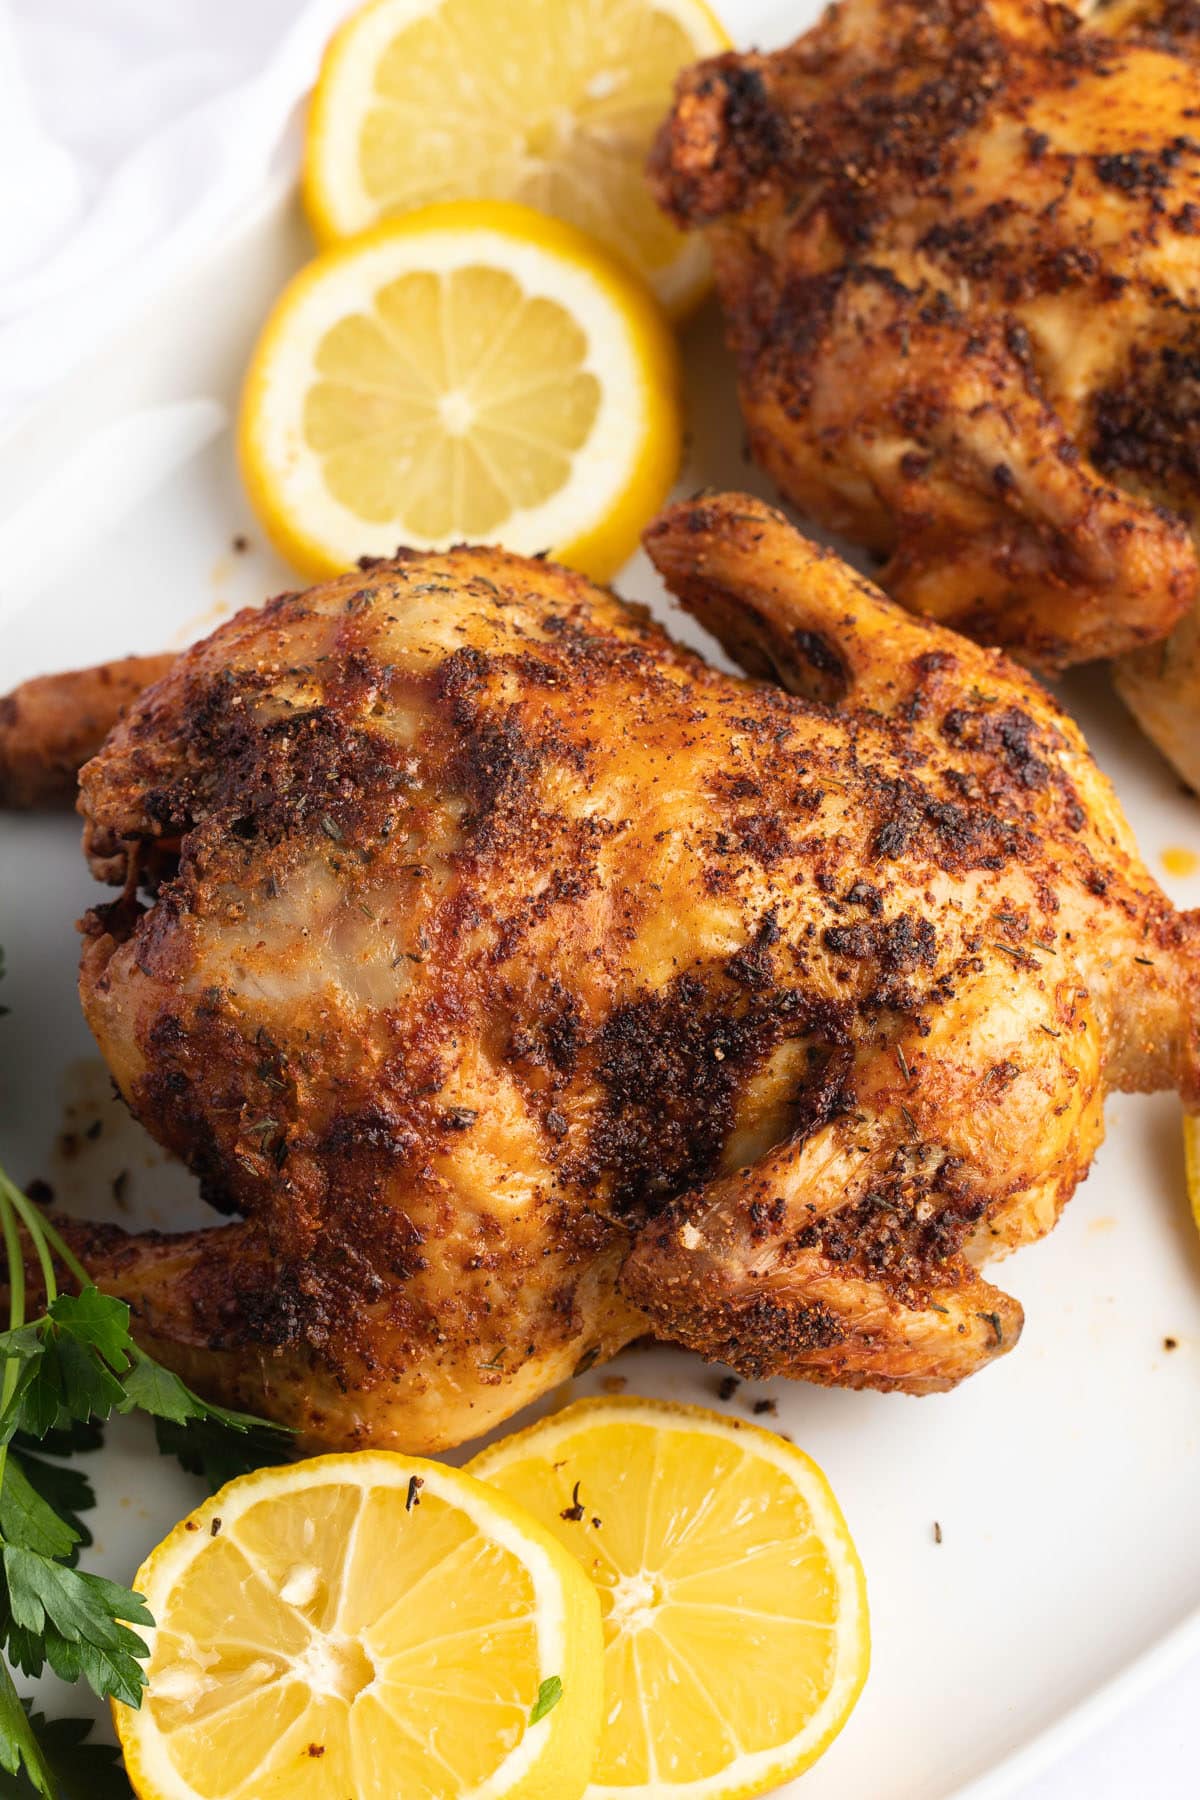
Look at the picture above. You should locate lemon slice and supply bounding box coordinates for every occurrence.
[303,0,730,316]
[471,1398,869,1800]
[239,200,682,581]
[115,1452,604,1800]
[1186,1114,1200,1235]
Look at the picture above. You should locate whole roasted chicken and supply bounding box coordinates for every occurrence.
[5,495,1198,1452]
[652,0,1200,786]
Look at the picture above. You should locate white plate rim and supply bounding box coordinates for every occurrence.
[944,1604,1200,1800]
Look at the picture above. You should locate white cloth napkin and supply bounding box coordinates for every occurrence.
[0,0,353,432]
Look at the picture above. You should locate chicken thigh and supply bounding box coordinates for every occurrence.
[16,495,1198,1452]
[651,0,1200,778]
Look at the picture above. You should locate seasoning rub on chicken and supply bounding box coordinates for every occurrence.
[651,0,1200,786]
[3,495,1197,1450]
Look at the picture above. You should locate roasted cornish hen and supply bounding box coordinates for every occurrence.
[3,495,1197,1451]
[652,0,1200,785]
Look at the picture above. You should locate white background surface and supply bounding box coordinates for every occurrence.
[0,0,1197,1793]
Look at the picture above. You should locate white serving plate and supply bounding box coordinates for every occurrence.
[2,3,1200,1794]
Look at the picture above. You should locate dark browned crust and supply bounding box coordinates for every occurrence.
[650,0,1200,671]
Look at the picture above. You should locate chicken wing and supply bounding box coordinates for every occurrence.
[0,653,175,807]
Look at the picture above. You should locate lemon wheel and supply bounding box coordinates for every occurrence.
[239,200,682,581]
[471,1397,870,1800]
[304,0,730,316]
[115,1451,604,1800]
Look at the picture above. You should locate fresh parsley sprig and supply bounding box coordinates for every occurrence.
[0,1160,292,1797]
[3,1689,131,1799]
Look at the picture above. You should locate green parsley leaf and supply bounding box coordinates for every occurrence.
[9,1448,95,1554]
[47,1292,132,1374]
[37,1623,150,1712]
[529,1675,563,1724]
[151,1413,291,1494]
[120,1349,279,1437]
[118,1350,202,1425]
[121,1347,292,1489]
[0,1300,130,1443]
[36,1334,126,1434]
[2,1618,48,1681]
[0,1328,52,1448]
[0,1458,80,1561]
[2,1548,151,1706]
[11,1708,131,1800]
[0,1155,293,1784]
[0,1658,54,1796]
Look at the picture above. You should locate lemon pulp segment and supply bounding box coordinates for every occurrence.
[116,1452,604,1800]
[472,1398,870,1800]
[239,202,681,581]
[304,0,730,314]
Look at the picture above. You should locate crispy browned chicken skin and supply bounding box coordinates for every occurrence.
[652,0,1200,778]
[0,653,175,808]
[17,496,1198,1452]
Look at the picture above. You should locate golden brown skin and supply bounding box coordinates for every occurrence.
[0,654,176,808]
[650,0,1200,771]
[61,496,1199,1451]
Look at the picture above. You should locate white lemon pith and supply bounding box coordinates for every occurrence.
[239,201,681,580]
[304,0,731,314]
[115,1451,604,1800]
[471,1398,871,1800]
